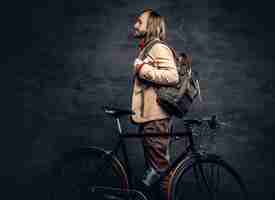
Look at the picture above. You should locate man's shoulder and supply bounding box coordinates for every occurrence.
[149,41,173,57]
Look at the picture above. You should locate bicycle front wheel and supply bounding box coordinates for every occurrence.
[50,147,129,200]
[170,153,248,200]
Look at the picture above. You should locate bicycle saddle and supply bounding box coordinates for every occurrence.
[102,106,135,117]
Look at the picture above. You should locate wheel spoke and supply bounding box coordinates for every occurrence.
[193,165,203,192]
[214,164,220,197]
[51,151,128,200]
[172,157,247,200]
[198,163,213,199]
[209,162,219,200]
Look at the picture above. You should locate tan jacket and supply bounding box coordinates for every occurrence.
[131,39,179,123]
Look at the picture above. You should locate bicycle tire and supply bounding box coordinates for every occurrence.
[50,147,129,200]
[169,153,248,200]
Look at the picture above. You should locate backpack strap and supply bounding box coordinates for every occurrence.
[140,39,161,59]
[138,39,175,117]
[138,39,162,117]
[140,39,176,60]
[141,40,178,71]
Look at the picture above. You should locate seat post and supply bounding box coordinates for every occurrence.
[115,117,122,134]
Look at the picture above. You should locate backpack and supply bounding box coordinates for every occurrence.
[140,39,201,118]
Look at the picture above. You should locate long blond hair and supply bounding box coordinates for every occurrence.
[140,9,167,43]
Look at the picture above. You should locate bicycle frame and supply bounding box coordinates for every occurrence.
[106,117,198,188]
[53,113,248,200]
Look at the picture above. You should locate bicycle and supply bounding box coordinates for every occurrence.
[50,106,248,200]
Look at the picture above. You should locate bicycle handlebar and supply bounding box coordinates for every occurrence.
[102,105,222,131]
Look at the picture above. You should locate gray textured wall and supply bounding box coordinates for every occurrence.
[7,0,275,199]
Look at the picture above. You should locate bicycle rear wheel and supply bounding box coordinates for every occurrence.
[170,153,248,200]
[50,147,129,200]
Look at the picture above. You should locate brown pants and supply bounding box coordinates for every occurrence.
[138,118,172,200]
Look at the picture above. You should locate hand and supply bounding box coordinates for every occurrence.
[143,57,150,64]
[134,57,152,68]
[134,58,143,68]
[133,58,144,74]
[133,57,153,74]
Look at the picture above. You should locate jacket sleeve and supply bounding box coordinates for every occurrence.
[138,43,179,85]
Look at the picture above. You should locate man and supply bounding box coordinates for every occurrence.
[131,8,179,200]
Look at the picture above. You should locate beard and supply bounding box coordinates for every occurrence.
[133,29,147,39]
